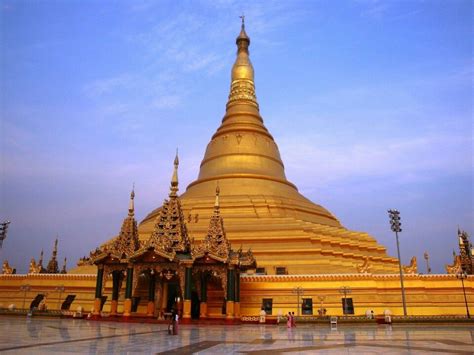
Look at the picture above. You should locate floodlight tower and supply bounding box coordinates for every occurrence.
[388,209,407,316]
[0,221,11,249]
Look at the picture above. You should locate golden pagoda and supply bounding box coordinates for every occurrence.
[139,18,400,275]
[1,20,471,320]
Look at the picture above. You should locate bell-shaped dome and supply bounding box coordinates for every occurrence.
[139,21,400,275]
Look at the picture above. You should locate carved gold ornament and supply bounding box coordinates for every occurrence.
[403,256,418,275]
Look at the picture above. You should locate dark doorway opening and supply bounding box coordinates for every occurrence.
[30,294,44,310]
[302,298,313,315]
[191,291,200,319]
[341,298,354,315]
[262,298,273,315]
[61,295,76,310]
[166,282,180,312]
[132,296,141,312]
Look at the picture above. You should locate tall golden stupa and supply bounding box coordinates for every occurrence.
[139,20,400,275]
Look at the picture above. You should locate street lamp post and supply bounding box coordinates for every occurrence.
[339,286,352,315]
[292,286,304,316]
[55,285,65,310]
[20,284,31,310]
[0,221,11,249]
[388,209,407,316]
[317,295,326,317]
[456,271,470,319]
[423,251,431,274]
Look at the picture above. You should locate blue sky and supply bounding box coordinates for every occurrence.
[1,0,472,274]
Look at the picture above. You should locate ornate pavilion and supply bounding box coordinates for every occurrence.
[89,155,255,319]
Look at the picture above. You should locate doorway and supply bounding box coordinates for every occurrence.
[166,282,180,312]
[191,291,200,319]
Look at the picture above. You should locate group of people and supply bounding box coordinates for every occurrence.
[287,311,296,328]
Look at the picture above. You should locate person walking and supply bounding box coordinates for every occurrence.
[277,309,283,324]
[287,312,292,328]
[291,312,296,327]
[168,310,174,335]
[259,308,266,324]
[171,309,179,335]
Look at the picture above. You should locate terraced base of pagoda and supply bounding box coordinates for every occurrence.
[139,193,400,275]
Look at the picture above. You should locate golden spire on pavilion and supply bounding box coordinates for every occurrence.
[128,184,135,217]
[143,153,190,255]
[61,257,67,274]
[38,249,44,270]
[46,238,59,273]
[201,184,230,261]
[170,150,179,197]
[214,182,220,211]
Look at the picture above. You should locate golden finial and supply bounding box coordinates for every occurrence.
[61,257,67,274]
[129,183,135,216]
[214,182,220,211]
[38,249,44,265]
[229,14,255,107]
[170,150,179,197]
[236,14,250,44]
[174,148,179,166]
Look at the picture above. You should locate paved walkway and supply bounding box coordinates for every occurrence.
[0,316,472,354]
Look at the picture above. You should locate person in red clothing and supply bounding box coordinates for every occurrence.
[291,312,296,327]
[287,312,292,328]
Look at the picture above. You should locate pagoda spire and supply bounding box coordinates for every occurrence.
[145,153,190,254]
[61,257,67,274]
[183,19,293,193]
[129,184,135,217]
[38,249,44,270]
[214,182,220,212]
[227,17,257,108]
[46,238,59,273]
[170,150,179,198]
[94,189,140,261]
[237,14,250,46]
[203,185,230,260]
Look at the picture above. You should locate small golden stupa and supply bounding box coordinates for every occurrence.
[138,19,400,275]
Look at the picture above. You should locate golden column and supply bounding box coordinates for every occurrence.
[93,264,104,316]
[199,273,208,318]
[183,266,193,319]
[123,264,133,316]
[161,281,168,317]
[234,270,240,319]
[147,271,156,317]
[110,270,121,316]
[226,267,235,319]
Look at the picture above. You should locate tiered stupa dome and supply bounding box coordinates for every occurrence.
[140,21,399,274]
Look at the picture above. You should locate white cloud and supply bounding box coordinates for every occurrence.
[280,133,473,187]
[81,3,303,128]
[83,73,136,97]
[150,95,181,109]
[355,0,390,19]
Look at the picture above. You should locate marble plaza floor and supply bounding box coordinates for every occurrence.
[0,316,473,354]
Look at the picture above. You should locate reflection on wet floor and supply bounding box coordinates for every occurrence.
[0,316,473,354]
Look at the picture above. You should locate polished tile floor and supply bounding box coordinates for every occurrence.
[0,316,472,354]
